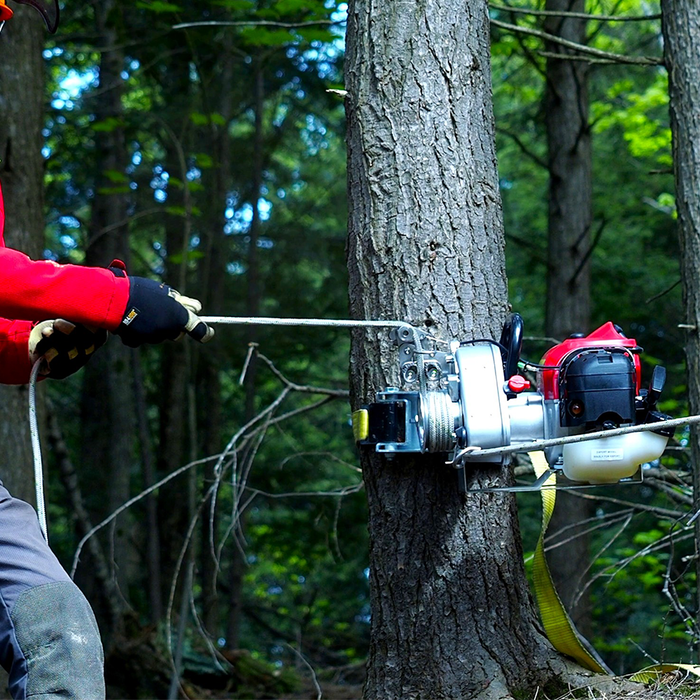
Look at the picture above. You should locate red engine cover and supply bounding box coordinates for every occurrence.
[537,322,642,400]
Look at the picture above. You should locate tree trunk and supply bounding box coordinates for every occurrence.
[543,0,593,639]
[544,0,592,336]
[661,0,700,648]
[345,2,581,697]
[157,141,193,611]
[227,57,265,650]
[197,38,235,642]
[79,1,134,643]
[0,11,45,503]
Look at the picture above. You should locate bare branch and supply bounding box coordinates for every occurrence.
[497,126,548,170]
[571,217,607,286]
[489,4,661,22]
[563,491,686,521]
[644,477,694,506]
[646,279,682,305]
[490,18,663,66]
[256,352,349,397]
[571,511,634,610]
[70,454,219,577]
[286,644,323,700]
[172,20,340,30]
[536,50,621,65]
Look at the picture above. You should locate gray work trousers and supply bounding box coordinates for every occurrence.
[0,484,104,699]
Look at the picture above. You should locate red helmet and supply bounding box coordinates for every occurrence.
[0,0,59,33]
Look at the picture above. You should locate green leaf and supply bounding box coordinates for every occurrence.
[165,205,202,217]
[102,169,129,184]
[190,112,209,126]
[210,0,254,9]
[97,186,130,195]
[239,26,293,46]
[92,117,124,133]
[190,112,227,127]
[135,0,181,12]
[194,153,214,168]
[273,0,310,12]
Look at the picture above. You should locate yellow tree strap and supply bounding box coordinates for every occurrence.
[529,451,611,674]
[630,664,700,683]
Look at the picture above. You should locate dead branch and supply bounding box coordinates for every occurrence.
[489,4,661,22]
[536,50,621,64]
[644,477,693,506]
[496,126,548,170]
[490,18,663,65]
[70,454,219,577]
[172,20,339,30]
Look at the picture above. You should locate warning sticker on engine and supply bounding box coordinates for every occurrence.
[591,448,624,462]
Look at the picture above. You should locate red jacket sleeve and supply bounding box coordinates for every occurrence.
[0,319,33,385]
[0,248,130,329]
[0,182,130,330]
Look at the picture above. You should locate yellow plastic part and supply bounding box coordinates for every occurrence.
[352,409,369,442]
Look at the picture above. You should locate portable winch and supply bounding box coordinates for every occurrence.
[353,314,674,490]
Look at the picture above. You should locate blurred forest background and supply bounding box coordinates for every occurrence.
[0,0,695,697]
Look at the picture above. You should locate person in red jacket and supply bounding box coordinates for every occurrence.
[0,177,213,700]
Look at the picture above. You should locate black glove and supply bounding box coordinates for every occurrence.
[29,320,108,379]
[114,274,214,348]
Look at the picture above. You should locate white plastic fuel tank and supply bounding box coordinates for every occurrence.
[562,431,669,483]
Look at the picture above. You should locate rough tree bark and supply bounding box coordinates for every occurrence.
[660,0,700,645]
[345,1,599,697]
[543,0,593,639]
[0,10,45,503]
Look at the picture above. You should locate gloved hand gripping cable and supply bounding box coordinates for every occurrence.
[110,262,214,347]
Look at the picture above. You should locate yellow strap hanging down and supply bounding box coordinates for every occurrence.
[529,451,611,674]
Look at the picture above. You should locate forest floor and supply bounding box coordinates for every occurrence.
[105,637,700,700]
[175,674,700,700]
[545,672,700,700]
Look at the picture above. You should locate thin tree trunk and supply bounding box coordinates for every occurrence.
[544,0,592,336]
[660,0,700,651]
[227,57,265,650]
[543,0,593,639]
[79,1,134,643]
[158,131,198,616]
[132,350,163,623]
[345,2,582,697]
[197,35,234,640]
[0,11,45,504]
[158,208,191,604]
[46,401,122,631]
